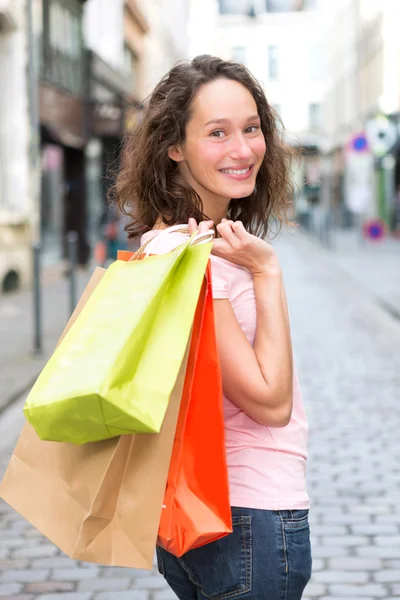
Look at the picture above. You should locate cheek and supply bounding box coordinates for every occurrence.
[195,141,226,168]
[251,137,266,160]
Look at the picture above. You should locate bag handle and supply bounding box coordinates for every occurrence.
[129,225,214,261]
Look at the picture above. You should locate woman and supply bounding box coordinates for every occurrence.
[115,55,311,600]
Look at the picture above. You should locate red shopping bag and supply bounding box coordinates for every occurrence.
[157,265,232,556]
[117,251,232,557]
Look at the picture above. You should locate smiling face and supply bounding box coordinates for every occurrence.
[168,78,266,218]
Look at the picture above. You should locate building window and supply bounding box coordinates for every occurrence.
[268,45,279,80]
[123,44,138,78]
[266,0,292,12]
[266,0,317,12]
[304,0,317,9]
[232,46,247,65]
[218,0,249,15]
[42,0,84,95]
[309,103,322,130]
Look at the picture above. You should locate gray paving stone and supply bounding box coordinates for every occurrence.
[31,557,78,569]
[328,584,387,597]
[0,569,49,582]
[36,594,92,600]
[23,528,46,539]
[385,560,400,568]
[0,582,23,595]
[0,595,34,600]
[357,547,400,559]
[25,582,75,593]
[51,568,99,581]
[373,536,400,546]
[312,525,348,535]
[351,524,397,535]
[311,558,325,571]
[94,592,149,600]
[78,578,131,592]
[318,597,374,600]
[312,571,369,584]
[329,557,382,570]
[321,535,369,547]
[0,539,38,550]
[0,558,29,569]
[311,546,350,558]
[100,567,149,578]
[373,570,400,583]
[152,590,179,600]
[133,576,166,590]
[302,582,327,597]
[12,545,59,559]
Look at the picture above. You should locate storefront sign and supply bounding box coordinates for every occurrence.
[91,102,123,137]
[39,84,86,148]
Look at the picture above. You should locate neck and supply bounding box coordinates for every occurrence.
[201,196,230,226]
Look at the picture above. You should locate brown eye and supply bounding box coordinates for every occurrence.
[210,130,226,138]
[245,125,259,134]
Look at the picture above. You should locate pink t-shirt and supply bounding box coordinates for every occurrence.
[141,229,310,510]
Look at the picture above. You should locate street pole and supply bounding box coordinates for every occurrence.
[32,242,42,355]
[27,0,42,355]
[67,231,78,316]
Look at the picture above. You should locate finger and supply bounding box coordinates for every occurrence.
[198,220,213,234]
[216,222,240,248]
[188,218,198,235]
[231,221,247,242]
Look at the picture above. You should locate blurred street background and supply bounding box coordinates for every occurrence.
[0,0,400,598]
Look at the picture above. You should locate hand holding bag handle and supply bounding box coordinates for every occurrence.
[130,225,215,261]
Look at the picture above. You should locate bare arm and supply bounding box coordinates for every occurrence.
[211,220,293,427]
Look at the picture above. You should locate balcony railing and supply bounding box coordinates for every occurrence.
[41,45,83,96]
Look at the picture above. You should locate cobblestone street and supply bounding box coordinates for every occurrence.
[1,231,400,599]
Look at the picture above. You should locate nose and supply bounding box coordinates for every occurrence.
[230,133,253,161]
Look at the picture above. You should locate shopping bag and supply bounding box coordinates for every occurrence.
[157,265,232,556]
[118,250,232,557]
[23,228,212,444]
[0,269,189,569]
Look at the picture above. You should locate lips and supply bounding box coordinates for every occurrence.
[219,164,255,180]
[220,166,251,175]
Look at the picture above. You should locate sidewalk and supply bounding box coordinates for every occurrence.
[0,268,91,413]
[297,226,400,320]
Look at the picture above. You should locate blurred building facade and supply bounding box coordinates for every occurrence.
[140,0,190,96]
[0,0,195,293]
[83,0,148,257]
[321,0,400,233]
[205,0,324,218]
[36,0,148,267]
[0,1,31,292]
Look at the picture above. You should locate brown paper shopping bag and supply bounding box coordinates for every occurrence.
[0,267,186,569]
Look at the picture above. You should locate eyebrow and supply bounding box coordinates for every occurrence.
[204,114,260,127]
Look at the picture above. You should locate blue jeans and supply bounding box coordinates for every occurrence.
[156,507,312,600]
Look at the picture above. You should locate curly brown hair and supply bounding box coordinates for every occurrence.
[113,54,296,239]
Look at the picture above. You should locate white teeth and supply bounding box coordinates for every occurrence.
[221,167,250,175]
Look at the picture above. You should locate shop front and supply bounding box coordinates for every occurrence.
[39,83,88,264]
[85,49,135,256]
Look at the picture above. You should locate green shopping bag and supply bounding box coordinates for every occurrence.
[23,227,213,444]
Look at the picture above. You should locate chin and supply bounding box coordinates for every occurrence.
[228,184,256,199]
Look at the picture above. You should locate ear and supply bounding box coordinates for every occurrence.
[168,144,184,163]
